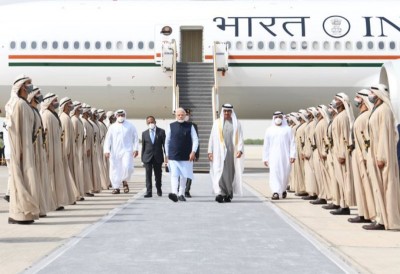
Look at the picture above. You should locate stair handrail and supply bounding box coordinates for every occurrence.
[212,41,220,121]
[172,40,179,113]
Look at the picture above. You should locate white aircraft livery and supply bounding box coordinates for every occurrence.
[1,0,400,119]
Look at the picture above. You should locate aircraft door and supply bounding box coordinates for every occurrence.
[181,27,203,63]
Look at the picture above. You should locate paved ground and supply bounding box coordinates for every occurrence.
[0,146,399,273]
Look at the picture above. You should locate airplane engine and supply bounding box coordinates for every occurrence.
[380,60,400,122]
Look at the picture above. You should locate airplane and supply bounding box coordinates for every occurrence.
[1,0,400,121]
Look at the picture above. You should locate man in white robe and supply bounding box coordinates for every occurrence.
[165,108,198,202]
[263,111,296,200]
[363,84,400,230]
[104,109,139,194]
[208,104,244,203]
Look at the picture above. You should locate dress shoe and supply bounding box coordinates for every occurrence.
[3,195,10,203]
[8,217,34,225]
[271,193,279,200]
[157,189,162,197]
[295,192,309,197]
[39,214,47,218]
[322,203,340,210]
[168,193,178,202]
[363,223,385,230]
[56,206,65,211]
[85,192,94,197]
[348,216,372,223]
[215,195,224,203]
[184,191,192,198]
[282,191,287,199]
[302,195,318,200]
[79,197,85,201]
[178,195,186,202]
[310,198,327,205]
[330,207,350,215]
[144,193,152,198]
[224,196,232,203]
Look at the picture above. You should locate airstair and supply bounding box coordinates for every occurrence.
[177,62,214,172]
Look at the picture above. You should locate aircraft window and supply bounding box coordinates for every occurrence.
[226,41,231,49]
[247,41,253,50]
[323,41,330,50]
[106,41,112,49]
[301,41,307,50]
[138,41,144,49]
[279,41,286,50]
[268,41,275,50]
[149,41,155,49]
[312,41,319,50]
[42,41,48,49]
[84,41,90,49]
[389,41,396,50]
[236,41,242,50]
[345,41,352,50]
[367,41,374,49]
[95,41,101,49]
[334,41,341,50]
[52,41,58,49]
[257,41,264,50]
[116,41,123,50]
[74,41,80,49]
[127,41,133,49]
[63,41,69,49]
[290,41,297,50]
[31,41,37,49]
[378,41,384,50]
[10,41,16,49]
[21,41,27,49]
[356,41,363,50]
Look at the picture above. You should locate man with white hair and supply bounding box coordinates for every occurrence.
[59,97,81,202]
[70,101,86,199]
[263,111,296,200]
[208,104,244,203]
[42,93,74,210]
[348,90,376,224]
[330,93,356,215]
[104,109,139,194]
[363,84,400,230]
[6,75,40,224]
[166,108,198,202]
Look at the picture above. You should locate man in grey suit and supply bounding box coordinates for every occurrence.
[141,116,166,198]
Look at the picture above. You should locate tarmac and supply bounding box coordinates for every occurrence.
[0,146,398,274]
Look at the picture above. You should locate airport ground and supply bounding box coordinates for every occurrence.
[0,145,399,273]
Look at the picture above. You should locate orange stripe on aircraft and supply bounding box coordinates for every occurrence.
[9,55,154,60]
[205,55,400,60]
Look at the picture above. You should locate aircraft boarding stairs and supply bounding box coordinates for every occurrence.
[177,63,214,172]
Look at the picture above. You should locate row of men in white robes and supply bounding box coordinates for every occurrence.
[265,84,400,231]
[4,74,115,224]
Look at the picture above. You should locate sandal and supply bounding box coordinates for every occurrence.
[123,181,129,193]
[271,193,279,200]
[112,189,120,194]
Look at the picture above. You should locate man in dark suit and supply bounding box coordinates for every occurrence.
[142,116,166,198]
[184,109,200,198]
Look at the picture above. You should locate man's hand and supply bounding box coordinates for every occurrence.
[208,153,213,161]
[377,160,385,169]
[105,152,110,159]
[338,157,345,165]
[133,151,138,158]
[189,152,196,161]
[264,161,269,167]
[236,151,243,158]
[290,158,295,163]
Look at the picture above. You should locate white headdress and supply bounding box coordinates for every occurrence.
[335,92,355,129]
[5,74,31,126]
[27,86,41,103]
[41,93,57,112]
[59,97,72,115]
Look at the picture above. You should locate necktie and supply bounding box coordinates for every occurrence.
[150,129,155,144]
